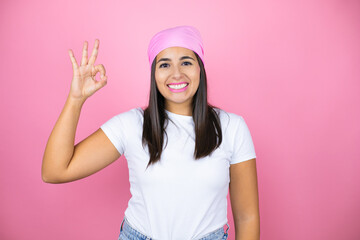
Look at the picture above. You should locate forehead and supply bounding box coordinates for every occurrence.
[156,46,196,59]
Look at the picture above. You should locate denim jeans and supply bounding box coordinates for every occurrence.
[118,216,230,240]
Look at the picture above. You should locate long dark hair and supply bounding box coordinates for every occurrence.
[142,51,222,169]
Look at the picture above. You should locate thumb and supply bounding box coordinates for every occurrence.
[93,76,108,92]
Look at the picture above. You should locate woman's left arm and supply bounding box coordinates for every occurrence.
[229,158,260,240]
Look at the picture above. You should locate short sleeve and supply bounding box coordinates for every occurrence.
[100,109,141,155]
[230,115,256,164]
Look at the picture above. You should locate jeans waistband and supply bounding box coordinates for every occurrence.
[120,216,155,240]
[119,216,230,240]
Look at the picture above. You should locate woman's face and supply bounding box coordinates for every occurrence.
[155,47,200,113]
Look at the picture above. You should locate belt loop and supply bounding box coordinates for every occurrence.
[120,217,126,231]
[225,223,230,235]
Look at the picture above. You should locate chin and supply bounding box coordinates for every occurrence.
[167,96,194,105]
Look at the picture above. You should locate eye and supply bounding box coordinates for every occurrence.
[182,61,192,66]
[159,63,169,68]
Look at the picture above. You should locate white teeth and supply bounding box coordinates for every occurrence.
[168,83,188,89]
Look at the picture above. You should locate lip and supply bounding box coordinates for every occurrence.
[167,81,189,85]
[167,82,189,93]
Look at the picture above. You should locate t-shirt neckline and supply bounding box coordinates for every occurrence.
[165,109,193,121]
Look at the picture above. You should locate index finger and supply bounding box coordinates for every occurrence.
[88,39,100,65]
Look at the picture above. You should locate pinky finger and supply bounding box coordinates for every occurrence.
[68,49,79,70]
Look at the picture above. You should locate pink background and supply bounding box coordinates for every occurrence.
[1,0,359,239]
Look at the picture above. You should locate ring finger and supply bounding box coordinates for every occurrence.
[81,41,88,66]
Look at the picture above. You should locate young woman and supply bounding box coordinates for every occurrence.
[42,25,260,240]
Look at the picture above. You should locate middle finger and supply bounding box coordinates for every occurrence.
[88,39,100,66]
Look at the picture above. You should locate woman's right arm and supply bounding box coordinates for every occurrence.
[41,39,120,184]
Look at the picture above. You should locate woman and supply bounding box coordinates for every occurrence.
[42,25,260,240]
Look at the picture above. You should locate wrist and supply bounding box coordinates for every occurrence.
[66,95,86,108]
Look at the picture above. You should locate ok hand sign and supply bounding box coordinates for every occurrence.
[68,39,107,102]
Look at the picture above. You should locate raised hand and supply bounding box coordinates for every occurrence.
[68,39,107,102]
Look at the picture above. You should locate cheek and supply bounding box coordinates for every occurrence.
[155,77,166,92]
[155,80,163,92]
[155,72,166,84]
[190,68,200,84]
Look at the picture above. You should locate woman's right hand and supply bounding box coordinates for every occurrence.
[68,39,107,103]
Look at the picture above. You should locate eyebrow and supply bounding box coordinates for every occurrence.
[157,56,195,64]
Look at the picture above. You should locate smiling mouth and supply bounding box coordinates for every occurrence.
[167,83,189,89]
[167,82,189,93]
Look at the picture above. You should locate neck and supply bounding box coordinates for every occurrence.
[165,101,192,116]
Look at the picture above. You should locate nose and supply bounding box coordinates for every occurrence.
[172,65,182,80]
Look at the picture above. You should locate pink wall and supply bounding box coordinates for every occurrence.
[1,0,359,239]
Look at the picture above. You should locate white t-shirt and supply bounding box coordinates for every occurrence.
[100,107,256,240]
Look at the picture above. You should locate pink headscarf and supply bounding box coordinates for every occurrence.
[147,25,205,67]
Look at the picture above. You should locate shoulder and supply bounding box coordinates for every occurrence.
[212,107,246,130]
[112,107,144,121]
[102,107,144,129]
